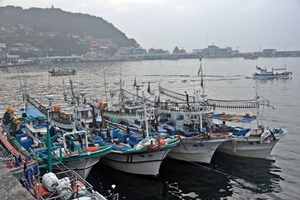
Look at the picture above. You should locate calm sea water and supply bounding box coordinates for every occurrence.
[0,57,299,199]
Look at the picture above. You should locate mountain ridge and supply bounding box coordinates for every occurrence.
[0,6,138,57]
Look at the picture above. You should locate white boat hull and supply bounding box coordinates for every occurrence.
[53,157,100,179]
[253,74,291,79]
[168,137,230,163]
[217,137,280,159]
[101,149,171,176]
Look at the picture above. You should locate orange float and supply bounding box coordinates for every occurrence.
[86,146,99,152]
[159,139,166,146]
[35,183,51,198]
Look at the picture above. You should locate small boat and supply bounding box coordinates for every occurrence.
[49,68,77,76]
[253,66,292,79]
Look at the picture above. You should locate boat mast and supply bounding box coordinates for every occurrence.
[142,90,149,137]
[199,58,206,131]
[46,94,54,172]
[48,65,51,94]
[254,80,260,128]
[119,66,122,103]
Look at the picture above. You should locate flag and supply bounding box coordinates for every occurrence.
[134,77,137,87]
[198,60,202,76]
[200,78,203,88]
[133,77,137,89]
[199,58,203,88]
[147,83,151,94]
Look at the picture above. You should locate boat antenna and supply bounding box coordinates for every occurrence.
[48,65,51,94]
[119,66,122,103]
[254,80,260,128]
[69,79,76,105]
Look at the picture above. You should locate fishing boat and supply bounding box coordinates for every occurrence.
[11,109,109,200]
[209,94,287,160]
[253,66,292,79]
[100,91,180,176]
[26,94,102,131]
[0,132,109,200]
[156,86,233,164]
[1,103,112,179]
[49,68,77,76]
[0,137,36,180]
[212,113,287,160]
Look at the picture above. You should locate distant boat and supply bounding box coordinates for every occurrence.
[49,68,77,76]
[253,66,292,79]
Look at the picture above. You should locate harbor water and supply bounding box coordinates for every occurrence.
[0,57,299,199]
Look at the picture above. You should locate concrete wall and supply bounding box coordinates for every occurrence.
[0,166,34,200]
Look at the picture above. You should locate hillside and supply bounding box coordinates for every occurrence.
[0,6,138,57]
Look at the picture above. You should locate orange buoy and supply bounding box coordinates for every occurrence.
[35,183,51,198]
[72,181,86,198]
[86,146,99,152]
[71,181,86,191]
[159,140,166,146]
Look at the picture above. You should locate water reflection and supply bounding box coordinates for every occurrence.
[160,158,232,199]
[88,152,284,200]
[211,152,283,194]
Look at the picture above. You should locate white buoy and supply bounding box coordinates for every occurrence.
[42,172,59,192]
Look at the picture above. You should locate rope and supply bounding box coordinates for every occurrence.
[169,154,300,200]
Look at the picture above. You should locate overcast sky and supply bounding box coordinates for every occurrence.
[1,0,300,52]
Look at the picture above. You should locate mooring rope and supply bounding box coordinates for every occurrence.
[169,154,300,200]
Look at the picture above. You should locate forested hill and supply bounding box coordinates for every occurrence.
[0,6,138,56]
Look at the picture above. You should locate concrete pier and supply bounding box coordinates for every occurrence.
[0,166,34,200]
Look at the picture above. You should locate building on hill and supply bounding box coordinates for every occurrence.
[90,38,116,52]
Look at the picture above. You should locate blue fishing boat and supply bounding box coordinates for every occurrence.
[253,66,292,79]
